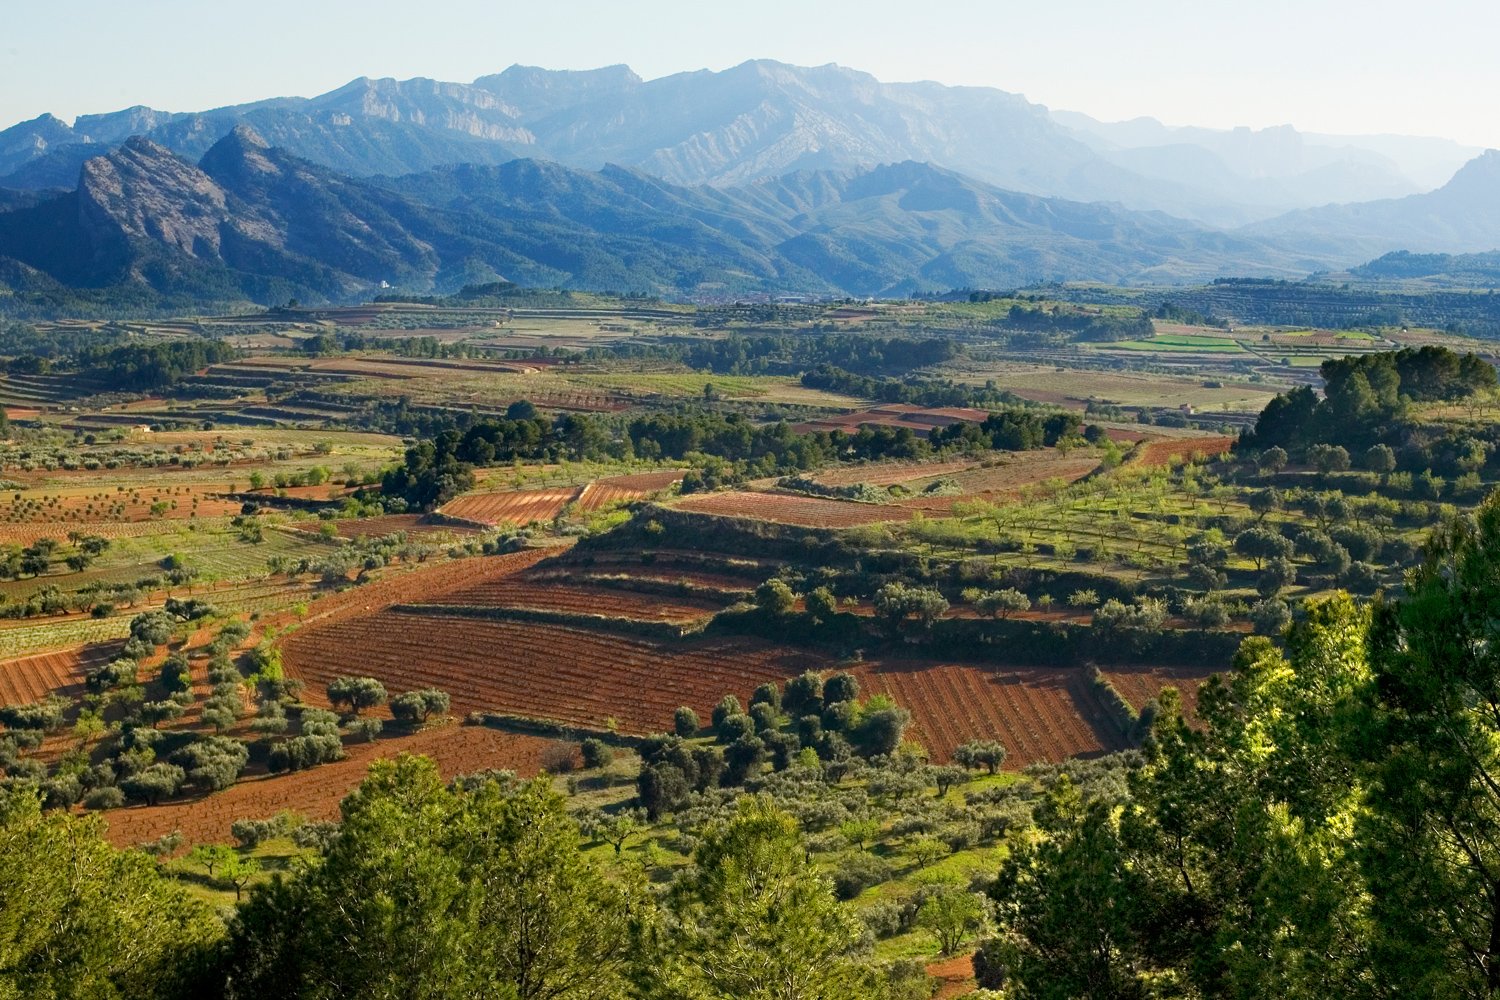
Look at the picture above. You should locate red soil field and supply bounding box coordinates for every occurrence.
[575,469,684,511]
[928,955,978,1000]
[0,485,241,528]
[1099,664,1217,720]
[99,724,573,847]
[1134,435,1235,467]
[280,612,819,733]
[272,548,563,632]
[441,486,579,525]
[671,491,915,527]
[419,576,725,624]
[850,660,1119,764]
[0,519,224,547]
[0,642,119,705]
[811,458,978,488]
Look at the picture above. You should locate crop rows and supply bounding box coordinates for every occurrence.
[575,470,684,511]
[440,487,579,525]
[280,613,817,733]
[99,725,571,848]
[811,458,979,488]
[1099,665,1215,720]
[851,661,1116,764]
[1133,436,1235,467]
[671,491,914,527]
[276,548,562,631]
[418,577,726,623]
[0,643,118,705]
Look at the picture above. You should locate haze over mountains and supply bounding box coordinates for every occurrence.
[0,60,1496,306]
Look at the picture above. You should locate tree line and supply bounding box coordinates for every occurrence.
[1245,345,1498,454]
[380,401,1087,509]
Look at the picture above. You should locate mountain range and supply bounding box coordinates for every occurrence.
[1,61,1485,226]
[0,61,1497,308]
[0,127,1321,303]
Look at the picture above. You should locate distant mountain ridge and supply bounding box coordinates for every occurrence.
[1243,151,1500,260]
[0,60,1485,227]
[0,127,1330,307]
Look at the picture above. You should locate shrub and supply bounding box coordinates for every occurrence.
[82,786,125,810]
[580,738,613,770]
[710,695,742,729]
[389,687,451,726]
[673,706,700,737]
[832,852,894,900]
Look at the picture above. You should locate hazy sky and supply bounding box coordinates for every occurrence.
[3,0,1496,147]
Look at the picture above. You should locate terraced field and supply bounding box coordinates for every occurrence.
[671,491,914,526]
[851,661,1121,765]
[0,642,120,704]
[98,724,574,848]
[281,613,819,733]
[415,576,726,624]
[440,487,579,526]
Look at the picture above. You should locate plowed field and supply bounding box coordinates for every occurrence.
[273,548,562,631]
[0,642,120,705]
[812,458,978,488]
[1133,436,1235,466]
[1099,664,1216,720]
[575,469,684,510]
[281,613,818,732]
[418,578,724,623]
[99,725,573,847]
[850,660,1119,764]
[671,491,913,526]
[441,487,579,525]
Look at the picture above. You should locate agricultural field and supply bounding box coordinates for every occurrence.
[99,724,573,847]
[5,290,1499,993]
[283,611,820,731]
[672,490,919,526]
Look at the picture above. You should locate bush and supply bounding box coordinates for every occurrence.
[783,671,824,715]
[267,734,344,773]
[823,672,859,705]
[231,817,286,849]
[717,713,757,744]
[750,682,782,713]
[82,786,125,810]
[710,695,742,729]
[832,852,894,900]
[389,687,451,725]
[749,702,780,734]
[580,738,613,769]
[673,706,700,737]
[326,676,387,715]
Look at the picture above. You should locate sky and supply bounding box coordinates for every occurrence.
[3,0,1497,147]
